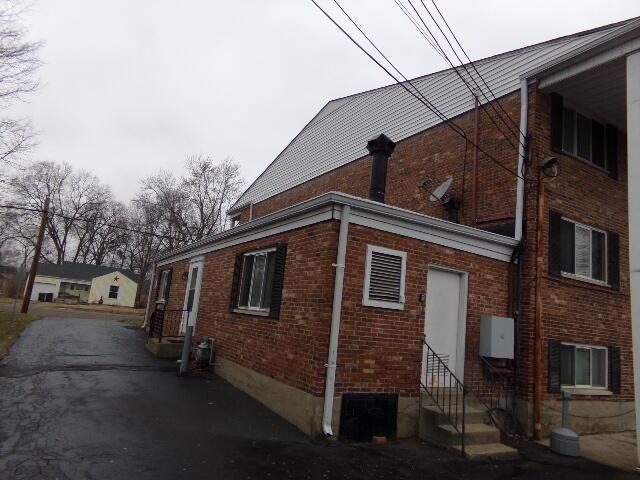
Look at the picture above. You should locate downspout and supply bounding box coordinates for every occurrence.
[533,162,545,440]
[514,78,529,242]
[514,77,530,438]
[142,263,156,329]
[322,204,351,436]
[471,93,480,223]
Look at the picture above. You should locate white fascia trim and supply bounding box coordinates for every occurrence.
[157,192,518,266]
[523,19,640,83]
[540,37,640,90]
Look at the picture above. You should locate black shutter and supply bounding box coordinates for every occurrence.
[549,212,574,277]
[550,93,563,150]
[269,243,287,319]
[606,124,618,180]
[548,339,562,393]
[608,231,620,291]
[592,121,605,169]
[609,346,621,394]
[229,253,243,312]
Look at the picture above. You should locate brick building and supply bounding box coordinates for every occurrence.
[145,18,640,455]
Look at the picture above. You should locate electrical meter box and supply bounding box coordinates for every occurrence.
[479,316,514,359]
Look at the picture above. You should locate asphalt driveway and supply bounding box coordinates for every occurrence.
[0,315,635,479]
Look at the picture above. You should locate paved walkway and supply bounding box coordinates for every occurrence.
[0,315,636,479]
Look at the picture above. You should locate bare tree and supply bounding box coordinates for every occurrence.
[0,0,41,179]
[137,155,244,249]
[10,161,109,264]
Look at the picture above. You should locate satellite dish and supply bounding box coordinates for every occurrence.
[429,176,453,202]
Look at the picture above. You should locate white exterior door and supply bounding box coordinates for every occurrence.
[422,267,468,387]
[180,256,204,334]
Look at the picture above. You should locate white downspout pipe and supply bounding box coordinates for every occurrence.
[322,204,351,436]
[514,78,529,242]
[142,263,156,329]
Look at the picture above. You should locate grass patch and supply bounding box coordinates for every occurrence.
[0,311,39,358]
[48,303,146,315]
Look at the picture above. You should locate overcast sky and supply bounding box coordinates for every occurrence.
[10,0,639,202]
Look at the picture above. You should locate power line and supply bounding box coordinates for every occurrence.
[428,0,523,135]
[404,0,522,149]
[310,0,526,181]
[0,203,170,240]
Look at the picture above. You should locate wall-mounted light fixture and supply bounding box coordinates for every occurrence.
[181,271,189,281]
[540,156,559,179]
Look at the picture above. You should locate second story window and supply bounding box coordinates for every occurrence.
[550,93,619,178]
[548,212,619,288]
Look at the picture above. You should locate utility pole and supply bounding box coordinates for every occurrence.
[21,196,50,314]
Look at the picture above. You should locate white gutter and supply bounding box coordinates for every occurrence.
[514,78,529,242]
[322,204,350,436]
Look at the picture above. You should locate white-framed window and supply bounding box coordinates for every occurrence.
[561,217,607,283]
[157,269,171,301]
[560,343,608,389]
[362,245,407,310]
[561,106,608,170]
[237,248,277,311]
[109,285,119,299]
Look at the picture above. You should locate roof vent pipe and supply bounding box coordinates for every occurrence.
[367,134,396,203]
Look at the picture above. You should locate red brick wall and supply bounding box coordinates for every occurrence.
[239,92,522,232]
[336,224,510,396]
[518,88,633,401]
[152,219,512,399]
[154,222,340,395]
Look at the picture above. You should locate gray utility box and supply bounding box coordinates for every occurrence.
[479,316,514,359]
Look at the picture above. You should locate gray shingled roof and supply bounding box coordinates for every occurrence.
[230,18,635,213]
[37,262,137,283]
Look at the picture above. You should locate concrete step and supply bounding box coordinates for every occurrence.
[145,338,184,359]
[453,442,519,460]
[422,404,488,425]
[436,422,501,446]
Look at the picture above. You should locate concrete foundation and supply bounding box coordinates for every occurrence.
[214,356,420,439]
[517,398,636,437]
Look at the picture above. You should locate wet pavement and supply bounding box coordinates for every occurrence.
[0,315,636,479]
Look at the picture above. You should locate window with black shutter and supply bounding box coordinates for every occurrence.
[548,213,616,286]
[363,245,407,310]
[229,244,287,318]
[550,93,618,175]
[550,340,616,392]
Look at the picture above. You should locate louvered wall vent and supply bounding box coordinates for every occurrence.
[363,246,406,310]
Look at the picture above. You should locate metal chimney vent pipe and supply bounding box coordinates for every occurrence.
[367,134,396,203]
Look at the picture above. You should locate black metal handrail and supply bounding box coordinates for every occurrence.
[473,356,517,441]
[148,309,190,343]
[420,339,467,456]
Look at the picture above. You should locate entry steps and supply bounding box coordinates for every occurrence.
[419,395,518,460]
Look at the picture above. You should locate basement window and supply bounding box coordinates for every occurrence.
[362,245,406,310]
[237,248,277,311]
[109,285,119,299]
[560,343,607,389]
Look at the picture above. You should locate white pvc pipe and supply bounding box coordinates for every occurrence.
[142,264,156,329]
[322,204,351,436]
[514,78,529,242]
[625,51,640,464]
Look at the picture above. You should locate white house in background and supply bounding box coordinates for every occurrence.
[30,261,138,307]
